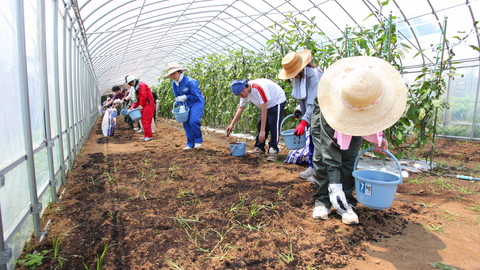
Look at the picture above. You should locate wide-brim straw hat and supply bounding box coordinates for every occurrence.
[164,62,188,78]
[317,56,407,136]
[278,49,312,79]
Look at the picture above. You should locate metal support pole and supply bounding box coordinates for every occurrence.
[53,0,66,184]
[74,38,80,154]
[38,0,58,202]
[442,69,451,136]
[79,52,83,142]
[0,205,12,270]
[68,20,76,162]
[75,49,83,144]
[84,61,87,136]
[15,0,42,238]
[79,53,83,143]
[75,37,80,154]
[85,65,88,135]
[63,3,72,170]
[472,66,480,138]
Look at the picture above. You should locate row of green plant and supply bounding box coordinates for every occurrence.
[152,0,479,160]
[16,238,108,270]
[166,188,296,266]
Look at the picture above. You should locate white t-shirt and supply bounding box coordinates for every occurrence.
[239,79,286,109]
[124,86,135,100]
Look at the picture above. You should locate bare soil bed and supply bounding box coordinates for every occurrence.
[16,116,480,270]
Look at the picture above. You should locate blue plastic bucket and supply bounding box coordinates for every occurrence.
[172,101,190,123]
[280,114,306,150]
[128,108,142,121]
[353,148,403,210]
[120,108,129,116]
[229,142,246,157]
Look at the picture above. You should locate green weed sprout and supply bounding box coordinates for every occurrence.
[278,241,295,264]
[16,250,49,269]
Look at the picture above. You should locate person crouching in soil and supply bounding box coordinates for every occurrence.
[310,56,407,225]
[125,76,155,141]
[226,78,286,162]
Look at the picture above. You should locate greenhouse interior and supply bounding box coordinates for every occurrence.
[1,0,480,269]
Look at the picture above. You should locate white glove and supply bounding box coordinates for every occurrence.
[328,183,352,213]
[176,95,187,102]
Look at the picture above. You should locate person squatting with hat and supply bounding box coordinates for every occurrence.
[310,56,407,225]
[278,49,323,182]
[164,62,205,150]
[125,75,155,141]
[226,78,286,162]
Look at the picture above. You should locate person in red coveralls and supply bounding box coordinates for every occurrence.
[125,75,155,141]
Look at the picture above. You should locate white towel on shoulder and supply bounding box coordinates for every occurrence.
[291,67,307,100]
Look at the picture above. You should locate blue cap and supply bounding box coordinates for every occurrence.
[230,79,248,95]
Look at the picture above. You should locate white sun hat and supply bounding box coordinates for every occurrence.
[317,56,408,136]
[164,62,188,79]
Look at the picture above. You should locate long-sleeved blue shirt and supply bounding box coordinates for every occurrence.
[172,75,205,106]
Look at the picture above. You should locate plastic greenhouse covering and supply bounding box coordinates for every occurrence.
[0,0,479,269]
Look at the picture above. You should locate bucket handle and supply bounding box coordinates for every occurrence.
[354,147,403,184]
[280,114,299,133]
[172,100,186,110]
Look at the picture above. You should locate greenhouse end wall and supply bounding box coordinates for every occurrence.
[0,1,99,269]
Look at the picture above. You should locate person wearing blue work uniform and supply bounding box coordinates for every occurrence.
[278,49,323,183]
[164,62,205,150]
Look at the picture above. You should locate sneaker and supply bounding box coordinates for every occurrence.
[247,147,264,155]
[136,129,143,133]
[300,167,315,179]
[183,146,193,150]
[266,148,278,162]
[306,176,316,184]
[312,205,331,220]
[194,143,202,148]
[338,209,359,225]
[144,137,153,141]
[133,127,140,131]
[138,137,146,140]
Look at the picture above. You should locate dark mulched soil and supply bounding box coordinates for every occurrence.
[16,117,480,270]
